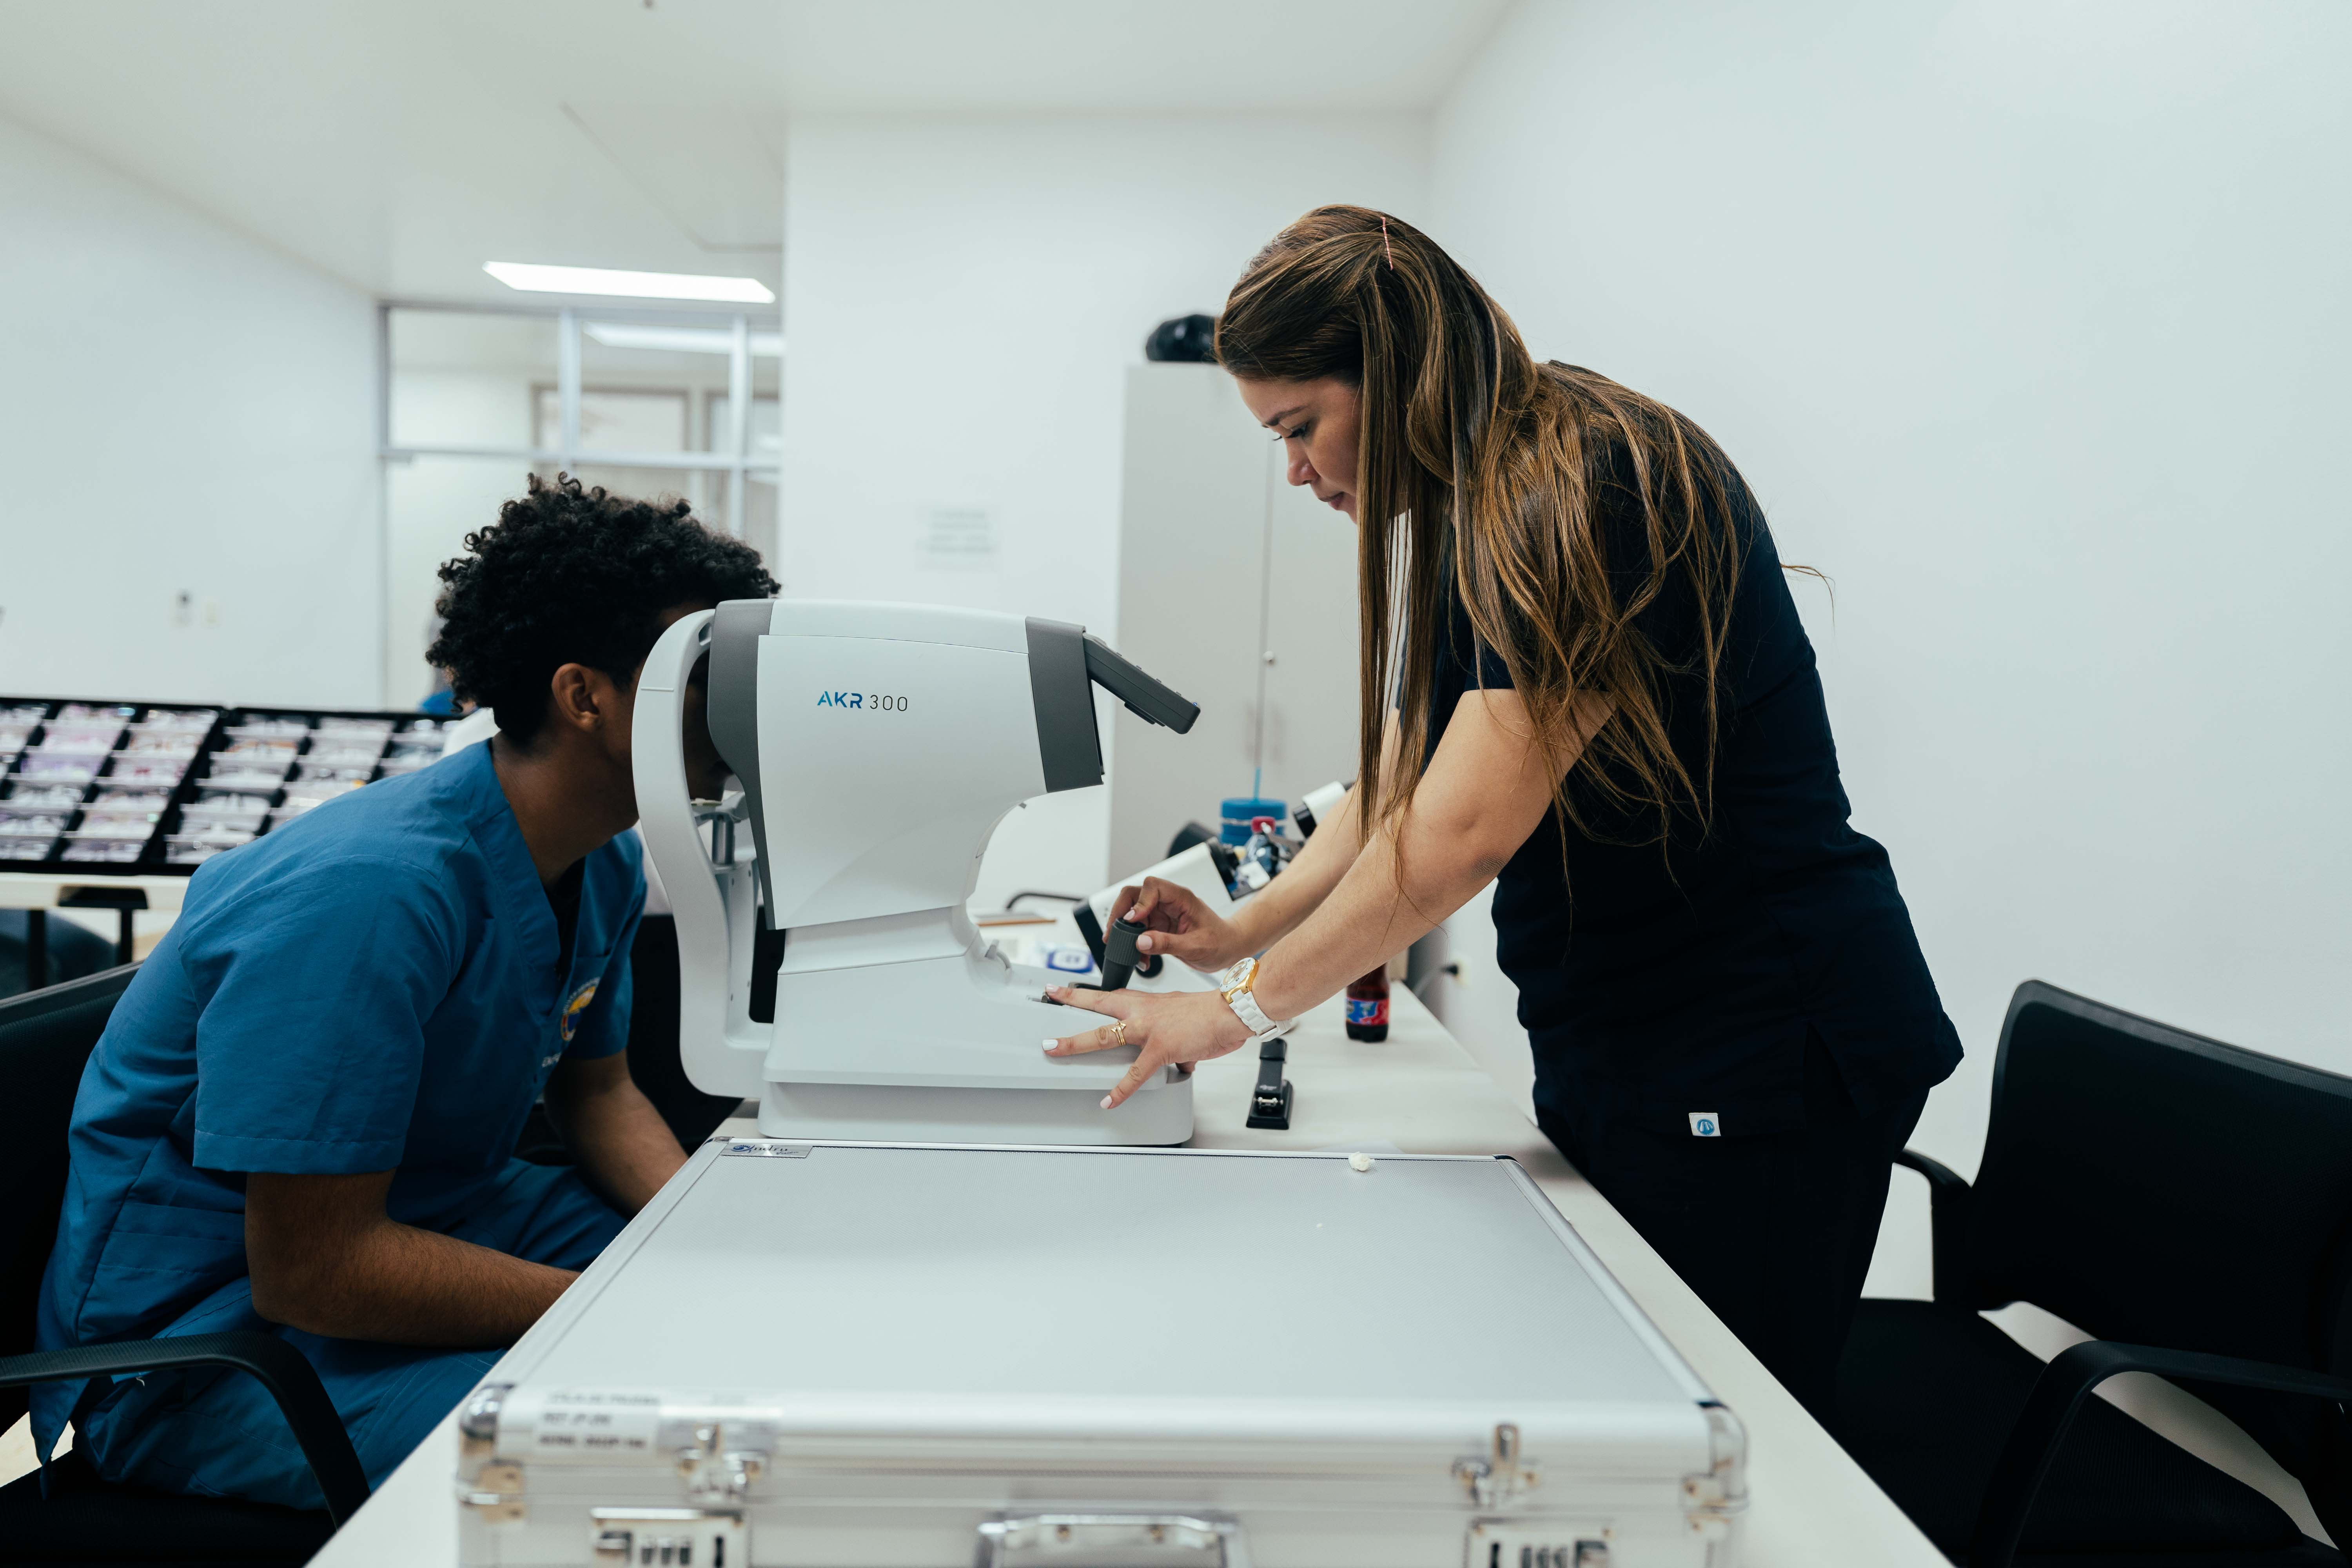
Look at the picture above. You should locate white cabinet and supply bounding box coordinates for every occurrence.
[1108,364,1362,877]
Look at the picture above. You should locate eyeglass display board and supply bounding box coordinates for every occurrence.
[0,697,454,878]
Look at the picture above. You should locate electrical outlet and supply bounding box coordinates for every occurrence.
[1465,1521,1612,1568]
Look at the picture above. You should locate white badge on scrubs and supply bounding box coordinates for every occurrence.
[1688,1112,1722,1138]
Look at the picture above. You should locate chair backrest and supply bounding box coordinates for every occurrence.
[1967,980,2352,1511]
[0,963,139,1428]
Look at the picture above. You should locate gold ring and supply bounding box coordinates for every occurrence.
[1111,1018,1129,1047]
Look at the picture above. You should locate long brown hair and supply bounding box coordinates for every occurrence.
[1216,205,1748,853]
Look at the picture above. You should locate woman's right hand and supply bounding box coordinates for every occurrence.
[1108,876,1249,973]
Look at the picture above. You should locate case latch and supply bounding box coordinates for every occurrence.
[456,1383,527,1522]
[675,1421,767,1506]
[977,1512,1248,1568]
[1680,1403,1749,1539]
[1454,1422,1540,1508]
[460,1461,527,1524]
[458,1382,512,1459]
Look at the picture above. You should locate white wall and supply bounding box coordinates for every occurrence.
[382,371,536,709]
[1432,0,2352,1296]
[379,313,782,707]
[0,114,379,707]
[780,113,1428,908]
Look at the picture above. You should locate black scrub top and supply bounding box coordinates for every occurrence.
[1425,437,1962,1139]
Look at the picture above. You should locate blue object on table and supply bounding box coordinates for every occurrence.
[1219,797,1287,847]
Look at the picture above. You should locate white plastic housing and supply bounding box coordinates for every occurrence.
[631,603,1192,1146]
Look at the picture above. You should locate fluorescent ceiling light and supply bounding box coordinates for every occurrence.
[584,323,783,357]
[483,261,774,304]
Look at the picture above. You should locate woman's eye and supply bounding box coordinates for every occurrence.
[1273,424,1310,443]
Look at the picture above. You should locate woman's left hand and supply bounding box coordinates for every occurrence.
[1044,984,1254,1110]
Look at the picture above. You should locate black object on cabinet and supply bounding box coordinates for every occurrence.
[1143,312,1217,362]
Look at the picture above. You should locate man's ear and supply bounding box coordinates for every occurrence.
[546,662,608,735]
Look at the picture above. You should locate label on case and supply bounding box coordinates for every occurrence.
[534,1390,659,1455]
[1344,995,1389,1027]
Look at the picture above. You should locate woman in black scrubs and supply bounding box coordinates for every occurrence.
[1047,206,1961,1419]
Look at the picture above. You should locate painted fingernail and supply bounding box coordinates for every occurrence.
[1099,1095,1114,1109]
[1137,934,1154,951]
[1042,1038,1059,1053]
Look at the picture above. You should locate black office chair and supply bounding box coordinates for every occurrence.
[0,910,114,1001]
[0,964,371,1567]
[1837,980,2352,1567]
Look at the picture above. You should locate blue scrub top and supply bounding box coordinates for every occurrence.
[33,740,643,1431]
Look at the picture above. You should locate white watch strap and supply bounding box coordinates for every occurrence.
[1221,959,1289,1038]
[1225,987,1279,1037]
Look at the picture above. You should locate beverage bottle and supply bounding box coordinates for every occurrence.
[1344,965,1390,1042]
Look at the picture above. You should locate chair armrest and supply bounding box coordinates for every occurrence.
[1970,1338,2352,1568]
[1893,1147,1973,1308]
[0,1330,371,1526]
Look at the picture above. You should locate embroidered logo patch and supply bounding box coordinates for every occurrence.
[1688,1112,1721,1138]
[559,978,600,1043]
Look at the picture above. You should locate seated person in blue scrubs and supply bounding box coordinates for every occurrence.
[32,474,778,1509]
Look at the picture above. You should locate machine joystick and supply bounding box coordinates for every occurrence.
[1097,915,1147,991]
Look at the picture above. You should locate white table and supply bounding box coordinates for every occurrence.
[310,986,1944,1566]
[0,869,187,972]
[0,872,190,913]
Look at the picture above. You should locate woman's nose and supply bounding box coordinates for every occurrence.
[1287,449,1318,488]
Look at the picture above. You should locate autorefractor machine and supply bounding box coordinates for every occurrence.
[632,601,1201,1147]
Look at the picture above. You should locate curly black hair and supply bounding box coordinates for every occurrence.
[427,473,778,744]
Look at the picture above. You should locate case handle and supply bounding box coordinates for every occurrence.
[976,1513,1249,1568]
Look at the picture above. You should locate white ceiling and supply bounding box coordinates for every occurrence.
[0,0,1509,303]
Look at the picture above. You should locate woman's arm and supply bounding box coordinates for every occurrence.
[1114,715,1397,973]
[1252,689,1598,1018]
[1178,714,1398,958]
[1049,689,1608,1106]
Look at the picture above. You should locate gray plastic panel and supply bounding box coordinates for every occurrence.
[1083,632,1200,734]
[707,599,777,918]
[1023,617,1103,793]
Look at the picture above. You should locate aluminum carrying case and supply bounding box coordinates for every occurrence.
[455,1140,1746,1568]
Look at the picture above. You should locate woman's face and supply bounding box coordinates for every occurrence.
[1233,376,1362,521]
